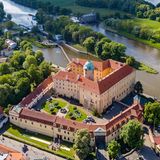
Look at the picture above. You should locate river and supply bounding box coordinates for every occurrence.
[1,0,160,98]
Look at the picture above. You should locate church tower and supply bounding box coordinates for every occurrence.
[83,60,94,80]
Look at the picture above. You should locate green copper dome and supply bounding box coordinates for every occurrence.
[83,61,94,71]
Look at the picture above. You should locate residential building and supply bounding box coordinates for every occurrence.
[0,144,26,160]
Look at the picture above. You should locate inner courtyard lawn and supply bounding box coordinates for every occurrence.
[65,105,87,122]
[42,98,67,114]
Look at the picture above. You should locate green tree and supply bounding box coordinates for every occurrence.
[134,81,143,94]
[108,140,120,160]
[23,55,37,69]
[35,50,44,65]
[73,129,91,160]
[39,61,51,79]
[83,37,96,52]
[0,63,10,75]
[28,64,43,85]
[144,102,160,127]
[126,56,135,66]
[120,120,144,149]
[0,84,11,107]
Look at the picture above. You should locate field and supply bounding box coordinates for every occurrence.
[39,0,125,17]
[128,18,160,30]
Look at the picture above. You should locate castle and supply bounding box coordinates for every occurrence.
[9,59,142,147]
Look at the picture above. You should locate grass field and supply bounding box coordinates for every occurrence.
[39,0,125,17]
[130,18,160,30]
[42,98,67,114]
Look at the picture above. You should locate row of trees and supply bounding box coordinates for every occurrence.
[63,22,126,60]
[74,120,144,160]
[11,0,72,16]
[34,14,126,61]
[104,18,160,43]
[0,40,51,109]
[136,4,160,21]
[76,0,153,15]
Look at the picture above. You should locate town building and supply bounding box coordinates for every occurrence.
[9,59,142,147]
[54,59,136,113]
[81,13,97,23]
[5,39,17,50]
[0,144,26,160]
[0,107,8,129]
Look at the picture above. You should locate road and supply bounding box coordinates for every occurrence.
[0,136,66,160]
[121,128,160,160]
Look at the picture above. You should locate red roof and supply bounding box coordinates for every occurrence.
[71,58,123,71]
[18,103,142,133]
[54,62,134,94]
[0,144,26,160]
[20,76,53,107]
[19,109,56,126]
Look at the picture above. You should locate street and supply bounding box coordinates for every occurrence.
[0,136,66,160]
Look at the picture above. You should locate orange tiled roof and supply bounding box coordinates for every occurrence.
[0,144,26,160]
[20,76,53,107]
[71,58,124,71]
[54,62,134,94]
[18,103,143,133]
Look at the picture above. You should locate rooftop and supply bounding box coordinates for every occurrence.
[54,59,134,94]
[0,144,26,160]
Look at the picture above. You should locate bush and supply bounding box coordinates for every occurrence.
[54,102,59,106]
[51,111,56,115]
[69,113,73,117]
[92,109,101,118]
[73,106,77,110]
[71,116,76,120]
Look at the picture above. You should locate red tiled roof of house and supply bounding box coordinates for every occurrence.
[54,63,134,94]
[54,71,79,83]
[0,144,26,160]
[71,58,124,71]
[20,76,53,107]
[18,103,143,133]
[105,104,143,130]
[19,108,56,126]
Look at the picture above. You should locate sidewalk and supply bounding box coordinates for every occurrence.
[0,135,65,160]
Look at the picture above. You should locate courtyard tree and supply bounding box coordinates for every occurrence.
[73,129,91,160]
[144,102,160,127]
[134,81,143,94]
[120,120,144,149]
[108,140,120,160]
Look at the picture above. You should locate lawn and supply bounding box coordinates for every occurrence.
[4,124,75,159]
[130,18,160,30]
[116,18,160,50]
[65,105,87,122]
[42,98,67,114]
[72,44,87,52]
[39,0,125,17]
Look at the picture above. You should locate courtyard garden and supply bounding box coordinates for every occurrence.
[65,105,87,122]
[42,98,67,115]
[41,98,88,122]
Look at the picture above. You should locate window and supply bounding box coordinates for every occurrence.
[68,138,70,140]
